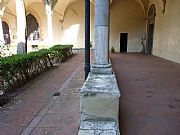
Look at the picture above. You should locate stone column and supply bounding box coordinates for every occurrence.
[15,0,26,54]
[78,1,120,134]
[45,5,53,43]
[92,0,112,74]
[43,0,58,43]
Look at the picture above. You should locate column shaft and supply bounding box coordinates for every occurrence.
[46,6,53,43]
[16,0,26,54]
[94,0,109,65]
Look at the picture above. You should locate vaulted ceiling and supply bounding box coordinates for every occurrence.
[4,0,153,20]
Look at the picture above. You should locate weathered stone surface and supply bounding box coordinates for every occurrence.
[91,65,113,75]
[81,73,120,96]
[95,130,119,135]
[80,120,117,130]
[78,129,94,135]
[93,0,110,66]
[78,0,120,134]
[94,26,109,65]
[78,120,120,135]
[80,73,120,121]
[94,0,109,26]
[78,69,121,135]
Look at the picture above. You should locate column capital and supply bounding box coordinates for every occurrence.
[43,0,58,12]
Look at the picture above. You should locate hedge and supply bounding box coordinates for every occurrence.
[0,45,73,94]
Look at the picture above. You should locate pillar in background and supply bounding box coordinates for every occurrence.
[45,5,53,43]
[43,0,58,44]
[15,0,26,54]
[91,0,112,74]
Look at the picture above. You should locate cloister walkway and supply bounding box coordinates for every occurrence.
[0,52,84,135]
[0,52,179,135]
[111,53,180,135]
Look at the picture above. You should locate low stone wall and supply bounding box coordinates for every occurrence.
[78,71,121,135]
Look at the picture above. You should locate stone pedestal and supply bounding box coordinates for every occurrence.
[80,73,120,121]
[78,73,120,135]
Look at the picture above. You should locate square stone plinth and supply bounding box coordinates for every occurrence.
[80,73,120,121]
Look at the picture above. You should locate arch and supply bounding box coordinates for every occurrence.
[2,21,11,44]
[26,13,40,41]
[26,2,46,41]
[26,7,43,30]
[146,4,156,54]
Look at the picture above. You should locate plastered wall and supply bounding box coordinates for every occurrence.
[110,0,146,52]
[58,0,85,48]
[151,0,180,63]
[58,0,94,48]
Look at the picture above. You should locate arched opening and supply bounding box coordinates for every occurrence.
[2,21,10,45]
[146,4,156,54]
[26,13,40,41]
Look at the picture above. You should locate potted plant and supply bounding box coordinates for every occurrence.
[111,46,115,53]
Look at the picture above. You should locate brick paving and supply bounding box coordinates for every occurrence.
[0,52,180,135]
[0,53,84,135]
[111,53,180,135]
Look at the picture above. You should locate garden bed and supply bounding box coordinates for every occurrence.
[0,44,73,107]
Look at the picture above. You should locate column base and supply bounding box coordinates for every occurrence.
[91,64,113,75]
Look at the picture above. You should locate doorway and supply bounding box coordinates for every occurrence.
[120,33,128,52]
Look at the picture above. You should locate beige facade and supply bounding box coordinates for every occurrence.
[110,0,146,52]
[1,0,180,63]
[152,0,180,63]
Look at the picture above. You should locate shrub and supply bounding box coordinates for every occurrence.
[0,44,73,95]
